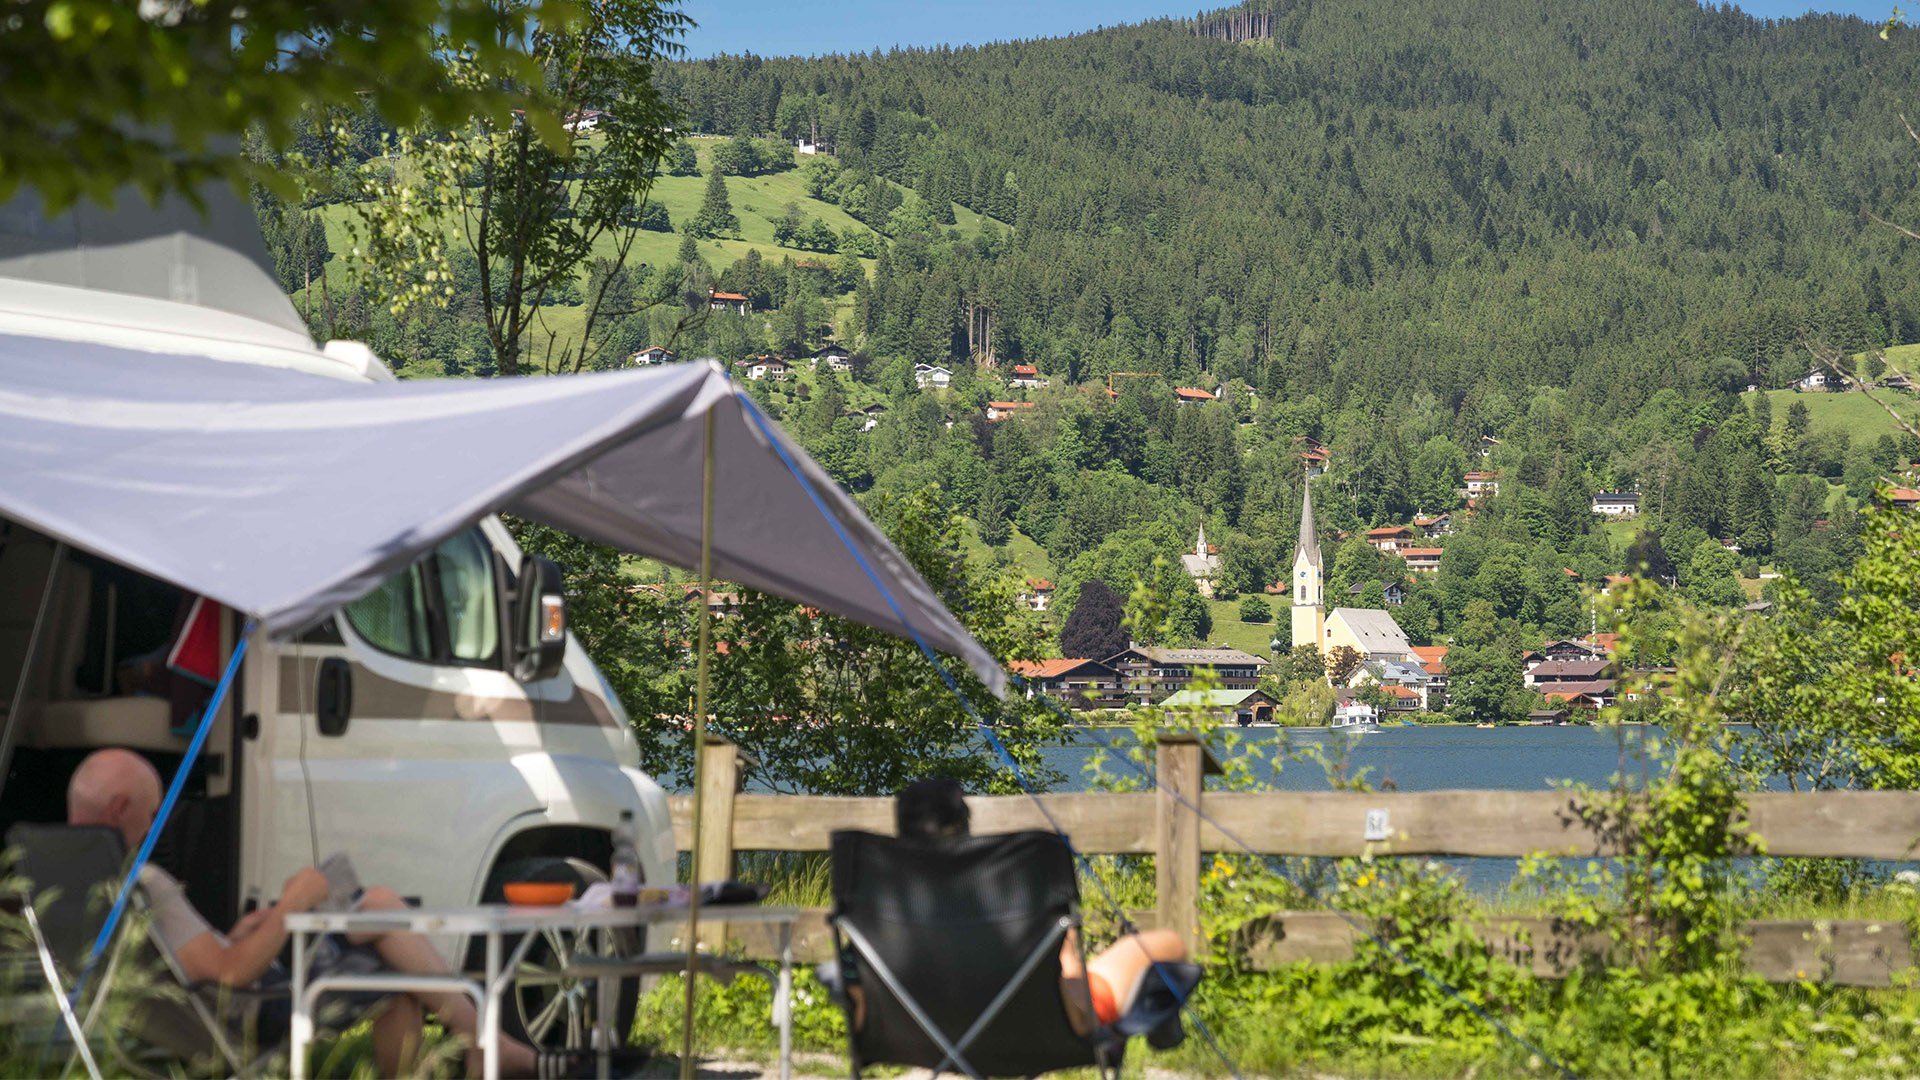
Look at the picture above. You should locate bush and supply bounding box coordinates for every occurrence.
[636,200,670,232]
[1237,595,1271,623]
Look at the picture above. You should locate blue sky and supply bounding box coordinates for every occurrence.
[676,0,1895,58]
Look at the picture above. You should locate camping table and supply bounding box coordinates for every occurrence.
[284,902,801,1080]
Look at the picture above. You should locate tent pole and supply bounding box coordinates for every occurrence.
[0,541,64,797]
[680,408,717,1080]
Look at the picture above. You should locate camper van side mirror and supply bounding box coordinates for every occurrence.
[512,554,568,683]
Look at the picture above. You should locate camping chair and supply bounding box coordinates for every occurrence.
[3,823,288,1078]
[826,829,1200,1080]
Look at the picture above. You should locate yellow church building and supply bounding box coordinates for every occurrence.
[1290,476,1416,666]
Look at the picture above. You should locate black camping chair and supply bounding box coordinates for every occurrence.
[3,823,287,1078]
[826,829,1201,1080]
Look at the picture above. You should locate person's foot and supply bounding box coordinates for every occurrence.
[532,1047,652,1079]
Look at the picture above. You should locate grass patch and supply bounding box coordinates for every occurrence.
[1744,387,1918,444]
[1203,597,1282,659]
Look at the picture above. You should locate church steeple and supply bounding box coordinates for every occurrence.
[1290,474,1325,652]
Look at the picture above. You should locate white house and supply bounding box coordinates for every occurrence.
[813,344,852,372]
[1008,363,1049,389]
[1591,491,1640,517]
[628,345,676,366]
[1797,369,1837,392]
[985,400,1036,422]
[738,355,790,381]
[1464,470,1500,499]
[913,363,952,390]
[796,139,819,156]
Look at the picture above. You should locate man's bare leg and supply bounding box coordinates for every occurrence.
[1086,927,1188,1012]
[370,995,424,1078]
[349,886,541,1077]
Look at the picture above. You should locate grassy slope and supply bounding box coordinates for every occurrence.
[1744,387,1917,444]
[1205,598,1282,659]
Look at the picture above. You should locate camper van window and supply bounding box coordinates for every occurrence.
[432,530,499,664]
[343,564,432,660]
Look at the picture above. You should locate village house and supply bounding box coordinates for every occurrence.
[1347,579,1407,606]
[985,400,1036,422]
[563,108,607,133]
[1591,491,1640,517]
[1464,470,1501,499]
[1294,435,1332,477]
[1796,368,1841,392]
[795,139,819,156]
[812,343,852,372]
[1365,525,1416,554]
[1008,363,1050,389]
[1412,512,1452,537]
[1601,574,1633,596]
[1543,683,1618,710]
[851,403,887,432]
[1323,607,1418,665]
[708,290,751,315]
[1104,643,1267,705]
[913,363,953,390]
[1479,434,1502,458]
[1158,686,1281,726]
[628,345,676,366]
[1349,657,1431,711]
[1172,386,1217,405]
[1883,372,1917,392]
[1181,525,1220,597]
[1020,577,1055,612]
[1886,486,1920,511]
[1401,547,1443,574]
[1009,658,1124,709]
[1523,639,1609,670]
[737,355,789,381]
[1412,645,1449,710]
[1524,658,1615,690]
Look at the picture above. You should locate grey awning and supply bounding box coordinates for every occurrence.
[0,336,1004,695]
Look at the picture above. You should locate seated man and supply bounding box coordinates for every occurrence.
[833,778,1192,1042]
[67,749,625,1079]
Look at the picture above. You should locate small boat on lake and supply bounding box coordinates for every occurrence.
[1331,701,1379,733]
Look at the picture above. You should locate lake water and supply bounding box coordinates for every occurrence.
[1040,724,1671,893]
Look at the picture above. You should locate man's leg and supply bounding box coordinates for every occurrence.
[370,995,424,1078]
[1086,928,1188,1014]
[349,886,540,1077]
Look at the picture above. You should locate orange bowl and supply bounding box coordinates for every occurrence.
[503,882,574,907]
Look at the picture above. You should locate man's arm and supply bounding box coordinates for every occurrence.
[170,868,329,987]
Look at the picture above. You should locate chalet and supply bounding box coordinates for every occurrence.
[851,403,887,432]
[1601,574,1633,596]
[1159,687,1282,726]
[1464,471,1501,499]
[1524,658,1615,689]
[1008,363,1050,389]
[1479,434,1502,458]
[796,139,819,156]
[1293,436,1333,477]
[1523,640,1607,670]
[913,364,952,390]
[1020,577,1055,612]
[1591,491,1640,517]
[1412,645,1449,709]
[812,344,852,372]
[1886,487,1920,511]
[985,400,1037,422]
[708,290,751,315]
[1009,658,1123,709]
[1402,547,1443,574]
[1104,644,1267,705]
[628,345,676,366]
[1412,512,1452,537]
[1528,708,1569,725]
[1365,525,1416,554]
[738,355,789,381]
[1347,579,1407,606]
[1796,368,1839,392]
[1883,373,1916,392]
[563,108,607,133]
[1172,387,1217,405]
[1543,682,1617,709]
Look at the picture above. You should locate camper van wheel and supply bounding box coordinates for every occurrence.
[474,855,643,1052]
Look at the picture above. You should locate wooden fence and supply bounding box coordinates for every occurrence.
[668,735,1920,987]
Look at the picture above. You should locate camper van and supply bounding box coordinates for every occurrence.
[0,192,675,1046]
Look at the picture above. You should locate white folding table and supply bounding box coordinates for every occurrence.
[284,902,800,1080]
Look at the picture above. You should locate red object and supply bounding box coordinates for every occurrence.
[1088,971,1119,1024]
[166,596,223,687]
[504,882,575,907]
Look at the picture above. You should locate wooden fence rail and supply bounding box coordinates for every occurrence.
[667,737,1920,986]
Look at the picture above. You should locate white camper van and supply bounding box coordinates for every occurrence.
[0,192,675,1045]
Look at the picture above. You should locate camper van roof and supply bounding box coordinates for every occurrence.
[0,186,380,381]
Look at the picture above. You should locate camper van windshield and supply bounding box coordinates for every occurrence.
[341,528,499,667]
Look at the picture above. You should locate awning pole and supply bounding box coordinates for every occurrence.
[680,408,717,1080]
[0,541,64,796]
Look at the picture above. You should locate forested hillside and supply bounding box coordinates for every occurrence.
[277,0,1920,701]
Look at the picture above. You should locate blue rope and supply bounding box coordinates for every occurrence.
[734,394,1244,1078]
[1024,683,1579,1080]
[73,623,254,1006]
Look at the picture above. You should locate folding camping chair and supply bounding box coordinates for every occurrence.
[826,828,1200,1080]
[3,822,287,1079]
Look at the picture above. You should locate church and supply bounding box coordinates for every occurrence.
[1288,477,1417,670]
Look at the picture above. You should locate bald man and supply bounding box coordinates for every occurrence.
[67,749,619,1078]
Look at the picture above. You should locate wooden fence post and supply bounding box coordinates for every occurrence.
[695,736,743,948]
[1155,734,1220,956]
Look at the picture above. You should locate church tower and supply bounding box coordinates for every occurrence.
[1290,475,1325,653]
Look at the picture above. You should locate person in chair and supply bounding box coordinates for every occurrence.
[67,748,634,1078]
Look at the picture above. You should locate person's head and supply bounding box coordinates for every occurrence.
[896,778,970,841]
[67,748,163,853]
